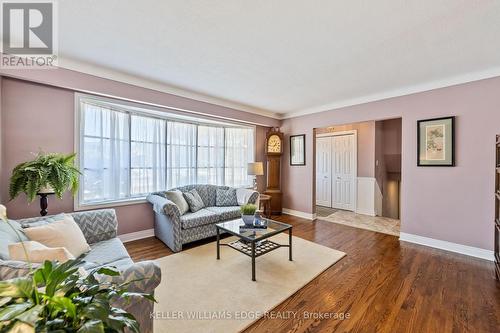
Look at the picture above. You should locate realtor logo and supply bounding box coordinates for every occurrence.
[1,0,58,68]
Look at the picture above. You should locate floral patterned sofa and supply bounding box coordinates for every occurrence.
[147,185,259,252]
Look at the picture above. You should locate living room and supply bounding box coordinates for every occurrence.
[0,1,499,333]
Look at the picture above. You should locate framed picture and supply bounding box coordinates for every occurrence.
[417,116,455,166]
[290,134,305,166]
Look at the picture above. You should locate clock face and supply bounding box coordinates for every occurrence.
[267,134,281,153]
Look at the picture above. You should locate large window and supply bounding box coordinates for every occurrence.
[77,96,255,207]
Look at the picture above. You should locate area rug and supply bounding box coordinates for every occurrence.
[152,233,345,333]
[317,210,400,236]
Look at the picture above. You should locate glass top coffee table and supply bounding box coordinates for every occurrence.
[215,218,292,281]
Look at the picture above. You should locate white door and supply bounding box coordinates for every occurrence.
[315,137,332,207]
[332,134,356,211]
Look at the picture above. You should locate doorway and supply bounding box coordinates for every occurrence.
[314,119,402,237]
[315,131,357,212]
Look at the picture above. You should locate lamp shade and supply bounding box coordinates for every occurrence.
[247,162,264,176]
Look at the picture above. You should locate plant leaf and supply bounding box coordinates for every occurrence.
[15,304,44,326]
[0,277,33,298]
[0,302,33,321]
[0,297,12,307]
[33,260,53,286]
[95,267,120,277]
[120,291,156,303]
[81,299,111,322]
[106,313,140,333]
[44,259,81,297]
[77,319,104,333]
[50,296,77,319]
[6,321,35,333]
[43,318,65,330]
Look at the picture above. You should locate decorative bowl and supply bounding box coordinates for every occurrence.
[241,214,255,226]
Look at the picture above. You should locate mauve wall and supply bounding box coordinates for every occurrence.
[281,76,500,251]
[374,121,384,191]
[0,67,280,128]
[374,118,402,192]
[381,118,402,159]
[0,77,272,234]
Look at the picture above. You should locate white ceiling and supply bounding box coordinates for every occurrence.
[58,0,500,118]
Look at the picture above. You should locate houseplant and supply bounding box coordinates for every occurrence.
[240,204,257,226]
[9,152,80,203]
[0,205,154,332]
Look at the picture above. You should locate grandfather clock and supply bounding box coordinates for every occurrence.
[264,128,284,214]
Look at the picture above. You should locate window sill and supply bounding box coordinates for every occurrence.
[74,197,148,211]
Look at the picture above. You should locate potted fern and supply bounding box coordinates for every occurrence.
[9,152,80,203]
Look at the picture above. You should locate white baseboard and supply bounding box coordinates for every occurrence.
[282,208,316,220]
[399,232,494,261]
[354,208,376,216]
[119,228,155,243]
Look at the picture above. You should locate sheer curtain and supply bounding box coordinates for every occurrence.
[166,121,197,188]
[81,102,130,203]
[80,97,257,205]
[224,127,254,187]
[130,115,166,196]
[197,126,224,185]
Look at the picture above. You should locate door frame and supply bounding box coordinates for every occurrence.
[316,130,357,212]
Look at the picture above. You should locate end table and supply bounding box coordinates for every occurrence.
[259,194,272,218]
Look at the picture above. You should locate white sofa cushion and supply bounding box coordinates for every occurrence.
[164,189,189,215]
[23,214,91,257]
[8,241,74,263]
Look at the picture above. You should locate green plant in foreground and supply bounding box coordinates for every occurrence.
[9,152,81,203]
[0,260,154,333]
[240,204,257,215]
[0,205,155,332]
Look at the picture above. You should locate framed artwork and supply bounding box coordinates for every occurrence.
[290,134,305,166]
[417,116,455,166]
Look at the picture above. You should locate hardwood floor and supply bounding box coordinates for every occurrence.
[124,214,500,333]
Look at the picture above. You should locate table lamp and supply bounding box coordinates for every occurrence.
[247,162,264,191]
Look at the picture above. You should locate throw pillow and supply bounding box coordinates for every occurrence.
[183,189,205,212]
[20,213,66,229]
[8,241,74,263]
[0,219,29,260]
[23,214,91,257]
[216,188,238,206]
[164,190,189,215]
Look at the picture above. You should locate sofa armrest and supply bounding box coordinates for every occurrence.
[247,191,259,204]
[97,260,161,294]
[0,259,40,280]
[0,259,161,294]
[71,209,118,244]
[236,188,260,205]
[146,194,181,220]
[100,261,161,333]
